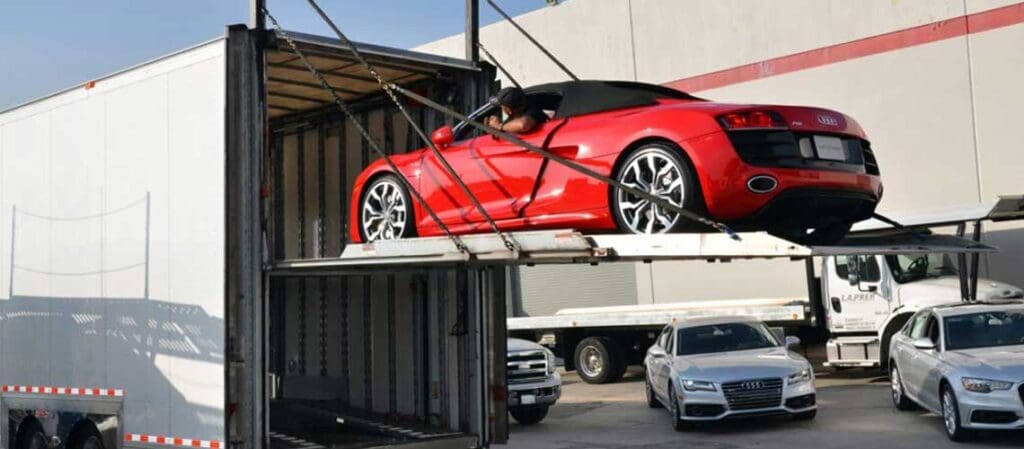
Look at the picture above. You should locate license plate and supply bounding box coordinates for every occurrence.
[521,394,537,405]
[813,135,846,161]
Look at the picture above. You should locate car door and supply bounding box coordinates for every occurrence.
[467,118,565,219]
[903,313,939,405]
[418,103,508,228]
[913,315,945,410]
[646,326,672,400]
[825,255,892,332]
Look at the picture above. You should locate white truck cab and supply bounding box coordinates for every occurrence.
[822,253,1023,368]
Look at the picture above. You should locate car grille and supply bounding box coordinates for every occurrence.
[721,378,783,411]
[507,350,548,384]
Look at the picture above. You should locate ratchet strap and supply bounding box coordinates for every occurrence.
[303,0,519,253]
[264,9,470,255]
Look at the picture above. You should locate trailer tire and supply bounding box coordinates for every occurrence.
[573,337,626,384]
[15,419,47,449]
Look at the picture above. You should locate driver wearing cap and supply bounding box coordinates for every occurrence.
[485,87,548,134]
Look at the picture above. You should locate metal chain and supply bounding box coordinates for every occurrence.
[389,84,741,240]
[264,9,470,254]
[303,0,519,253]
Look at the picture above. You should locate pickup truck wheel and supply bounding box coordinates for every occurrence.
[510,406,549,425]
[15,420,47,449]
[574,337,626,384]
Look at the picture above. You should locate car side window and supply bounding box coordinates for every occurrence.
[903,311,925,336]
[665,329,676,355]
[908,312,931,339]
[925,315,941,346]
[656,326,671,349]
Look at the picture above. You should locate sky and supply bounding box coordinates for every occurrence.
[0,0,549,110]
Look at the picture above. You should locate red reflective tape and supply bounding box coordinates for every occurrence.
[666,2,1024,92]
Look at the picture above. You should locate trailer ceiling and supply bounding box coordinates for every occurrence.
[266,30,480,118]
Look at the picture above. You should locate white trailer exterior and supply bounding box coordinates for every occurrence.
[0,38,228,447]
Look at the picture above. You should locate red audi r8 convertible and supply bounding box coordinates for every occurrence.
[350,80,882,244]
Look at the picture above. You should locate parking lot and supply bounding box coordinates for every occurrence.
[507,368,1023,449]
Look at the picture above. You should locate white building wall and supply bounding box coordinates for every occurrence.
[416,0,1024,306]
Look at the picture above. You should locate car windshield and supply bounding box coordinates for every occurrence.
[676,322,779,356]
[944,310,1024,350]
[886,254,958,283]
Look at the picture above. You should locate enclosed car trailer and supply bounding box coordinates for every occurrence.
[0,25,514,449]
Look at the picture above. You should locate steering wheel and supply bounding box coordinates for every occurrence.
[905,256,929,275]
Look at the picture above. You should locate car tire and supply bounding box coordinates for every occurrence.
[645,373,662,409]
[510,406,549,425]
[15,420,47,449]
[941,385,972,442]
[573,337,626,384]
[792,409,817,421]
[890,364,915,411]
[668,384,693,431]
[612,142,703,235]
[359,174,416,242]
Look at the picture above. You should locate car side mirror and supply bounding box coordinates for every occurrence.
[431,125,454,148]
[912,337,936,350]
[649,345,666,357]
[785,336,801,349]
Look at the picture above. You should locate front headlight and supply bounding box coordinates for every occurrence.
[544,348,556,374]
[961,377,1014,393]
[681,379,717,392]
[788,368,812,386]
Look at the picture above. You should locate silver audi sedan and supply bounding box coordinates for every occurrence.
[643,316,817,430]
[889,301,1024,441]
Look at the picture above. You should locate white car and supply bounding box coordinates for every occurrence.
[643,316,817,430]
[889,301,1024,441]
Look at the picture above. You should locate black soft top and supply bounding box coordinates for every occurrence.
[523,80,702,118]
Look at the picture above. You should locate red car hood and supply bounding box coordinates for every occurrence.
[653,99,868,139]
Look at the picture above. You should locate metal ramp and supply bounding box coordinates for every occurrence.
[270,229,996,275]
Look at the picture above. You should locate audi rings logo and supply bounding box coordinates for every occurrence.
[741,381,766,390]
[816,114,840,126]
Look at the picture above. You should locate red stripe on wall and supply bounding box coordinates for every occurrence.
[666,2,1024,93]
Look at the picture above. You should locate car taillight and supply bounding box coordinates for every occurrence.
[718,111,787,130]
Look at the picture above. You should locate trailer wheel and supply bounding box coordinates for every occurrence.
[573,337,626,384]
[15,419,47,449]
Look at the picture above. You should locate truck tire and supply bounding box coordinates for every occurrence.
[69,425,105,449]
[510,406,549,425]
[15,420,47,449]
[573,337,626,384]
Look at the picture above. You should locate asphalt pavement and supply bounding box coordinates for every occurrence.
[506,368,1023,449]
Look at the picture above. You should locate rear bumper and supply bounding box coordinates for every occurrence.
[680,131,881,227]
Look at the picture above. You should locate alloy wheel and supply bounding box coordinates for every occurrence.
[942,390,958,436]
[616,148,685,234]
[361,178,408,241]
[890,367,902,404]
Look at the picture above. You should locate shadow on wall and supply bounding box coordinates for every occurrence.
[0,295,224,440]
[982,227,1024,288]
